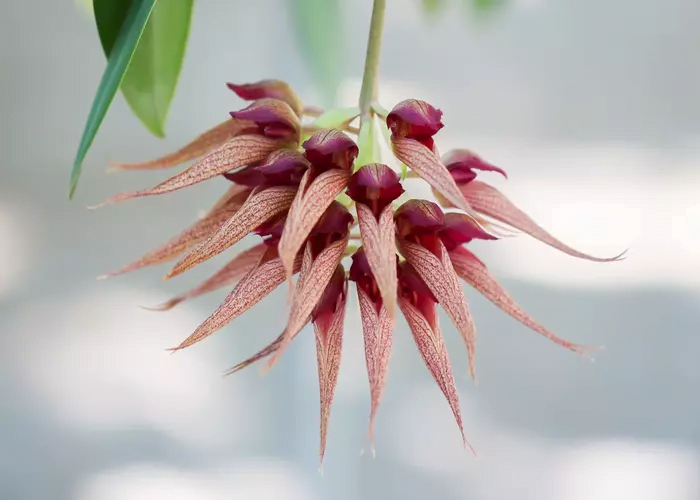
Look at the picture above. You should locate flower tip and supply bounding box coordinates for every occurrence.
[139,299,181,312]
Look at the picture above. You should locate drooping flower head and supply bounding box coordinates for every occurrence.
[96,79,623,461]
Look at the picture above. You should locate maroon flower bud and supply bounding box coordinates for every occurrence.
[308,201,354,257]
[346,164,404,218]
[312,265,347,322]
[386,99,444,150]
[349,247,381,306]
[442,149,508,185]
[303,129,359,172]
[398,260,437,305]
[227,79,303,116]
[394,199,445,237]
[230,99,300,140]
[256,149,310,187]
[439,212,497,251]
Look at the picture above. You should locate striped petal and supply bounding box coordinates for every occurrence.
[110,119,252,171]
[392,137,485,225]
[398,296,471,451]
[398,238,478,378]
[94,135,284,206]
[148,243,266,311]
[357,286,394,444]
[461,181,626,262]
[357,203,397,316]
[99,188,247,278]
[278,168,350,281]
[166,186,297,278]
[315,279,347,463]
[269,235,349,367]
[449,246,599,356]
[170,253,302,351]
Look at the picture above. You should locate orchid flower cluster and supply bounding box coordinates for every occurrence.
[97,79,622,460]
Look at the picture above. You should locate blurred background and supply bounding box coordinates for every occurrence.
[2,0,700,499]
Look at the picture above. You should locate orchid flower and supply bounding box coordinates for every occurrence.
[94,1,623,465]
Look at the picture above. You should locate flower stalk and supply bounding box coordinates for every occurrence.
[359,0,386,125]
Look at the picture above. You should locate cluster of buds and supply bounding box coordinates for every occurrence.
[98,79,623,460]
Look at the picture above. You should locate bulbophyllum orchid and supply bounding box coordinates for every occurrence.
[93,0,624,465]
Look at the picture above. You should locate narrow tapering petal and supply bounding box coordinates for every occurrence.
[171,253,302,351]
[357,203,397,317]
[149,244,266,311]
[99,189,247,279]
[442,149,508,181]
[357,286,394,444]
[94,135,284,206]
[392,137,487,226]
[398,238,478,378]
[449,247,598,355]
[460,181,626,262]
[110,119,253,171]
[398,296,470,449]
[315,280,347,463]
[278,168,350,281]
[269,235,349,367]
[224,318,312,376]
[167,186,297,278]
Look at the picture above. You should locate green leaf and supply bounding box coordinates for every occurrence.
[287,0,343,106]
[96,0,193,138]
[311,107,360,130]
[70,0,156,199]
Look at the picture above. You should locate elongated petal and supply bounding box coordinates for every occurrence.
[170,253,302,351]
[149,244,267,311]
[278,168,350,280]
[224,322,311,376]
[449,247,598,355]
[398,296,469,449]
[167,186,297,278]
[461,181,625,262]
[269,235,349,367]
[357,287,394,443]
[442,149,508,181]
[392,137,487,226]
[110,119,252,171]
[94,135,284,206]
[357,203,397,316]
[99,191,245,279]
[315,282,347,463]
[398,238,478,378]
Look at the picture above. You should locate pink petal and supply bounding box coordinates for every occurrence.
[93,135,285,206]
[357,203,398,317]
[99,187,247,279]
[166,186,297,279]
[449,246,599,356]
[398,238,478,378]
[314,280,347,463]
[461,181,626,262]
[110,119,253,171]
[268,235,349,367]
[170,253,302,351]
[278,168,350,281]
[398,296,471,451]
[148,244,267,311]
[392,137,487,227]
[357,286,394,445]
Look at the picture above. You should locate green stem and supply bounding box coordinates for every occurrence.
[359,0,386,124]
